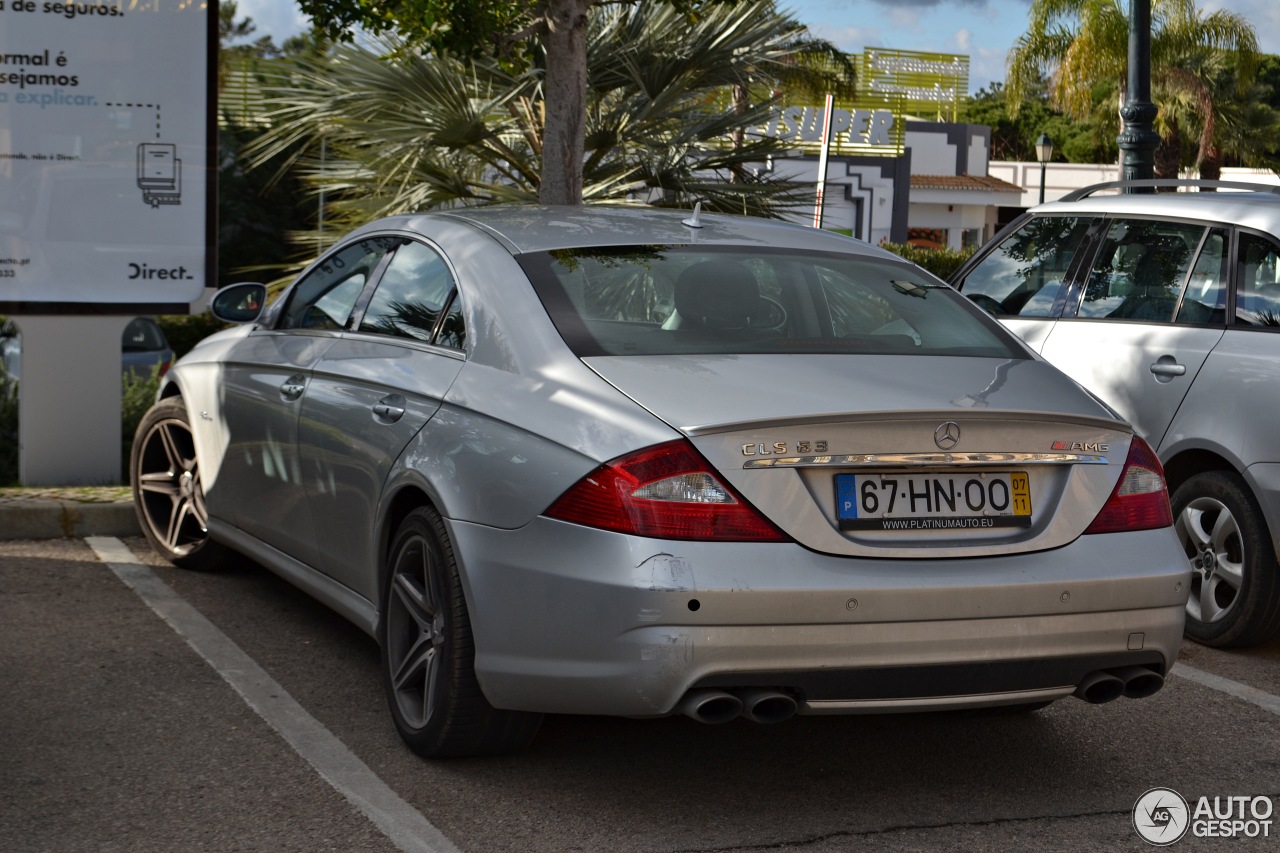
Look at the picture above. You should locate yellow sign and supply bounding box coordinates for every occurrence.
[859,48,968,123]
[756,49,967,156]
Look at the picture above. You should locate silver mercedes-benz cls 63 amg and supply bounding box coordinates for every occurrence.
[131,205,1190,757]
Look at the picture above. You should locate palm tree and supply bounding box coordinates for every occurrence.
[244,0,853,251]
[1006,0,1260,178]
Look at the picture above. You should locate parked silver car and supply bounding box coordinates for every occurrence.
[952,179,1280,648]
[131,206,1187,757]
[0,316,173,380]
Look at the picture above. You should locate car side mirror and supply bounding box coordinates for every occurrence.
[211,282,267,324]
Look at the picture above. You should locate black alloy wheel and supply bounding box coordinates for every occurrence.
[380,506,541,758]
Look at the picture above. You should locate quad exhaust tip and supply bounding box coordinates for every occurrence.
[679,666,1165,722]
[678,688,798,724]
[1073,666,1165,704]
[678,690,743,725]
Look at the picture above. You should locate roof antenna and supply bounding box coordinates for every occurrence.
[682,201,703,229]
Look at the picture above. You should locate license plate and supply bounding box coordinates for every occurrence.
[836,471,1032,530]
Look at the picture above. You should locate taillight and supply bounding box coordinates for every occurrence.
[546,439,788,541]
[1084,436,1172,534]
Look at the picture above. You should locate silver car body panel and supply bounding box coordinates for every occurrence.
[583,353,1134,558]
[961,191,1280,559]
[582,353,1116,432]
[1162,328,1280,553]
[1038,320,1225,449]
[996,317,1056,353]
[452,516,1188,716]
[154,205,1190,718]
[1031,192,1280,232]
[299,334,465,590]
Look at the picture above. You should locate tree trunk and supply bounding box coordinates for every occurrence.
[1195,103,1221,184]
[1154,116,1182,184]
[729,83,749,184]
[540,0,591,205]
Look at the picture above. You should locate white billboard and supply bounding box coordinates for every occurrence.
[0,0,214,311]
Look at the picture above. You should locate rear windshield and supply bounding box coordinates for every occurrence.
[518,246,1024,359]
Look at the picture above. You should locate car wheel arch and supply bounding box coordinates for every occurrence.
[1163,447,1236,497]
[377,484,438,608]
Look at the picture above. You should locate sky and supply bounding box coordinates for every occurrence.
[231,0,1280,95]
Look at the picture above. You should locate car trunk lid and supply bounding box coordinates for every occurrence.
[583,354,1134,558]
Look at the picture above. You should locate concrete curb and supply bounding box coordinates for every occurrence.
[0,500,140,540]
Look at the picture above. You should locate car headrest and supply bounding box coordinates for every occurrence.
[673,260,760,329]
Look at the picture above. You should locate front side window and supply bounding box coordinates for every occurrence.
[956,216,1090,317]
[519,246,1023,359]
[358,240,461,345]
[1076,219,1205,323]
[1235,232,1280,328]
[279,237,404,331]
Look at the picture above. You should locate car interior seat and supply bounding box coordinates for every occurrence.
[1108,242,1147,298]
[665,260,762,331]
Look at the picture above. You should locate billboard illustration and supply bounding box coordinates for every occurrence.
[0,0,214,311]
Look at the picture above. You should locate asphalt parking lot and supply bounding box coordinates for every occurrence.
[3,535,1279,853]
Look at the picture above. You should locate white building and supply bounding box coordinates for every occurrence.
[766,120,1022,250]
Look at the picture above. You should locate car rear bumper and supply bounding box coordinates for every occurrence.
[449,517,1190,717]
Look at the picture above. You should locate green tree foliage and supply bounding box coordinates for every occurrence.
[247,0,852,247]
[962,81,1117,164]
[878,243,974,281]
[0,361,17,485]
[293,0,851,205]
[1007,0,1264,176]
[217,2,320,287]
[120,368,162,475]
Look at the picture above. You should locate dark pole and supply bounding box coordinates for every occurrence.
[1117,0,1160,191]
[1036,133,1053,204]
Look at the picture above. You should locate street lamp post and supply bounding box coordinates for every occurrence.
[1036,132,1054,204]
[1118,0,1160,191]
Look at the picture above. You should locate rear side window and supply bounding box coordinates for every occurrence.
[519,246,1023,359]
[1076,219,1206,323]
[1235,233,1280,328]
[358,240,461,345]
[956,216,1090,318]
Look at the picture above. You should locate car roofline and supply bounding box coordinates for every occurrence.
[1059,178,1280,202]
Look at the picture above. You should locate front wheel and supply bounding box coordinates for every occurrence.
[130,397,228,570]
[1173,471,1280,647]
[380,506,541,758]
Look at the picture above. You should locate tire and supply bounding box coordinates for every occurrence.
[130,397,229,571]
[1172,471,1280,648]
[380,506,542,758]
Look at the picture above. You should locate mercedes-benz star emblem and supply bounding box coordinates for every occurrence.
[934,421,961,450]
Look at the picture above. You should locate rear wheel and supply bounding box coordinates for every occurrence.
[380,506,541,758]
[1173,471,1280,647]
[130,397,228,570]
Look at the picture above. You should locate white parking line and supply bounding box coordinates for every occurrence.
[85,537,461,853]
[1172,662,1280,717]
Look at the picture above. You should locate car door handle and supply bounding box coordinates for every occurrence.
[373,394,406,423]
[280,375,307,401]
[1149,361,1186,378]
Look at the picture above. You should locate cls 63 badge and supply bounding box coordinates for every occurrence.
[742,440,828,456]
